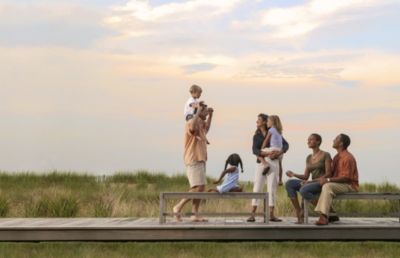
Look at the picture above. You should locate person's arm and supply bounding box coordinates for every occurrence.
[213,166,236,184]
[252,134,262,156]
[330,158,354,182]
[258,133,270,163]
[278,159,283,185]
[204,108,213,133]
[286,155,311,180]
[239,158,244,173]
[188,103,201,134]
[261,132,271,149]
[319,157,354,185]
[286,168,310,181]
[322,153,333,178]
[266,136,288,160]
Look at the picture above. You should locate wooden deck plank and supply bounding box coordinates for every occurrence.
[0,217,398,241]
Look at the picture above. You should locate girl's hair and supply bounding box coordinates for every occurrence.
[225,153,244,173]
[310,133,322,146]
[190,84,202,93]
[268,115,283,134]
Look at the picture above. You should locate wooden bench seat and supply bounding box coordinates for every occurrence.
[304,192,400,224]
[159,192,269,224]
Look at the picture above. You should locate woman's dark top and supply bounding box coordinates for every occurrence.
[252,129,289,163]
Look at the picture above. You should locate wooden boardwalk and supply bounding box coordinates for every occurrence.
[0,217,398,241]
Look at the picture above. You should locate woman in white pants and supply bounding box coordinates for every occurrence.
[247,113,288,222]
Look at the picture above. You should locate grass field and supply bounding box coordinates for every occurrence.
[0,170,398,218]
[0,242,399,258]
[0,171,399,257]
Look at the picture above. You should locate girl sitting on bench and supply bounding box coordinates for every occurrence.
[209,153,244,193]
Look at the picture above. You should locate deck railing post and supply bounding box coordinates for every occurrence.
[159,193,165,224]
[265,193,269,224]
[304,199,309,224]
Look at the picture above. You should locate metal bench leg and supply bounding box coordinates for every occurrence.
[304,199,309,224]
[398,199,400,223]
[265,193,269,224]
[159,193,165,224]
[263,194,269,224]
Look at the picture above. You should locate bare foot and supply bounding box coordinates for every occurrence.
[173,206,182,222]
[190,216,208,222]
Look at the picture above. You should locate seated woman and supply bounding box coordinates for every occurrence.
[285,133,332,224]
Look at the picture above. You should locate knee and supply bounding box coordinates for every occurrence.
[284,181,291,191]
[299,187,312,200]
[285,182,295,197]
[299,187,307,196]
[321,183,333,194]
[191,185,205,192]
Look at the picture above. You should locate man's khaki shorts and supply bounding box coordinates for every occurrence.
[186,161,206,187]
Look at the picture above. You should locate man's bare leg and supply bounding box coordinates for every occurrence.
[173,185,203,221]
[190,185,207,222]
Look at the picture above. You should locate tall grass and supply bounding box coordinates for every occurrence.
[0,171,398,218]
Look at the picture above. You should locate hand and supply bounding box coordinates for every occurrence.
[286,171,294,177]
[318,177,327,186]
[192,102,201,109]
[269,150,282,160]
[208,107,214,115]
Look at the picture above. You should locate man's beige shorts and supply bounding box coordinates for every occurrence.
[186,161,206,187]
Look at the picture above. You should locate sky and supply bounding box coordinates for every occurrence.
[1,0,400,185]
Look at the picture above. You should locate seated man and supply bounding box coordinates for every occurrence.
[314,133,359,226]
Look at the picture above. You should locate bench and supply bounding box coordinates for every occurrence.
[159,192,269,224]
[304,192,400,224]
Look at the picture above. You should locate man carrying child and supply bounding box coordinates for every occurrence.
[173,101,214,222]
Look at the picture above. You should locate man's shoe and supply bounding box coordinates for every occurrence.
[247,216,256,222]
[269,217,282,222]
[328,215,340,223]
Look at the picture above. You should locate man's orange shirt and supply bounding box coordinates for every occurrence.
[332,149,359,191]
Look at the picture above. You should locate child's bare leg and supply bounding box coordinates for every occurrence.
[261,158,270,176]
[229,186,243,192]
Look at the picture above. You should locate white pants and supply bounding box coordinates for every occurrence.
[251,158,279,207]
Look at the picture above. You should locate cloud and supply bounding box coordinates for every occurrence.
[182,63,217,74]
[110,0,242,22]
[104,0,243,43]
[0,3,114,48]
[259,0,394,39]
